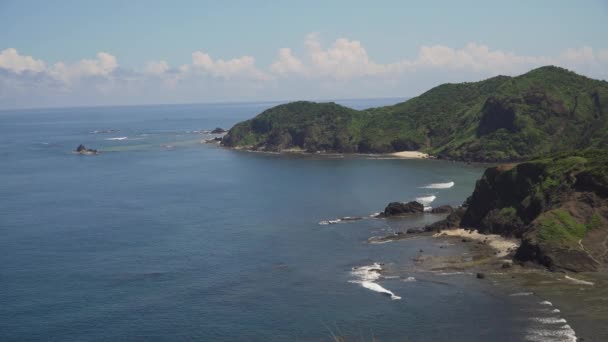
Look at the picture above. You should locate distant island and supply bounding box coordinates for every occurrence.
[222,66,607,162]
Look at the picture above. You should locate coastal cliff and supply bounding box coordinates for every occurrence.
[451,150,608,272]
[222,66,608,162]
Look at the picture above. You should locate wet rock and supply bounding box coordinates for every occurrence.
[74,144,98,155]
[476,272,485,279]
[424,207,466,232]
[379,201,425,217]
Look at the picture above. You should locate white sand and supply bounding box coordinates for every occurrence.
[433,228,520,258]
[390,151,430,159]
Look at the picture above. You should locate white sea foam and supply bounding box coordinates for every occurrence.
[318,219,341,225]
[369,212,381,218]
[368,239,393,244]
[531,317,568,324]
[402,276,416,282]
[421,181,455,189]
[509,292,534,296]
[423,206,433,212]
[565,275,595,285]
[105,137,128,141]
[525,326,577,342]
[349,263,401,300]
[539,300,553,306]
[416,195,436,204]
[551,309,561,313]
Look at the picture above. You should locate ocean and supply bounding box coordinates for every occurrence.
[0,99,577,341]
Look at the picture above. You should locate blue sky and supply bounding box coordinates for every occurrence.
[1,0,607,109]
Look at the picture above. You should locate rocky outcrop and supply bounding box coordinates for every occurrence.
[211,127,227,134]
[425,207,466,232]
[379,201,425,217]
[456,150,608,272]
[74,144,98,155]
[431,205,454,214]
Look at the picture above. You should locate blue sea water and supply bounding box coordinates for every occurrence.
[0,100,570,341]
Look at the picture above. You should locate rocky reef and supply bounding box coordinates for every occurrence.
[74,144,98,155]
[435,150,608,272]
[378,201,425,217]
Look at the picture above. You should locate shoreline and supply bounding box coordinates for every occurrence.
[220,145,505,166]
[371,226,607,340]
[223,145,435,160]
[389,151,430,159]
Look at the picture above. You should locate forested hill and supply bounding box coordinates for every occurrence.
[221,66,608,162]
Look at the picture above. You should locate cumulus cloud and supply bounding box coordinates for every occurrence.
[0,48,46,73]
[143,60,169,75]
[48,52,118,83]
[268,35,607,80]
[191,51,271,80]
[270,48,305,75]
[1,35,607,108]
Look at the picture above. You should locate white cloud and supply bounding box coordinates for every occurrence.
[143,60,169,75]
[302,33,389,78]
[0,48,46,73]
[270,48,304,75]
[266,35,608,80]
[191,51,271,80]
[1,35,607,109]
[48,52,118,83]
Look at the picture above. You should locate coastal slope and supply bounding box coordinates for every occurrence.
[222,66,608,162]
[452,149,608,272]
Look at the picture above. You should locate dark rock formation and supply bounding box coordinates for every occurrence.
[425,207,466,232]
[74,144,98,155]
[204,137,223,143]
[431,205,454,214]
[406,227,425,234]
[379,201,425,217]
[211,127,227,134]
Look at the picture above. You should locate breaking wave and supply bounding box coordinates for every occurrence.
[349,263,401,300]
[564,275,595,285]
[421,181,454,189]
[416,195,436,204]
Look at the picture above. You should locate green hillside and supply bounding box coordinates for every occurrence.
[222,66,608,162]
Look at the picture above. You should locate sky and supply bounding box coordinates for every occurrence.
[1,0,607,109]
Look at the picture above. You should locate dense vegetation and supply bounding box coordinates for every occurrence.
[458,149,608,271]
[222,66,608,162]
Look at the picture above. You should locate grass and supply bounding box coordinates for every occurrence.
[536,209,589,247]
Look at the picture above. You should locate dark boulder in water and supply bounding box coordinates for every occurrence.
[74,144,98,155]
[211,127,227,134]
[379,201,425,217]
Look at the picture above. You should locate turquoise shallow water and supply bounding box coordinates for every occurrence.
[0,100,573,341]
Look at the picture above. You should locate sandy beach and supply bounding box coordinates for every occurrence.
[433,228,519,258]
[389,151,430,159]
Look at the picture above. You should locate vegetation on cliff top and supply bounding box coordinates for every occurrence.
[458,149,608,271]
[222,66,608,162]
